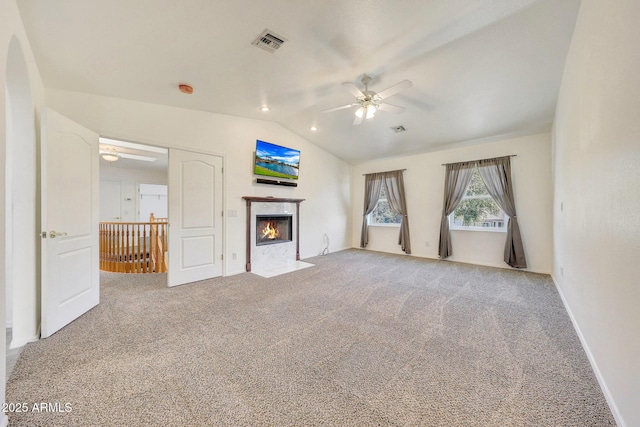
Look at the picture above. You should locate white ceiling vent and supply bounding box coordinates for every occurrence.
[252,29,287,53]
[391,125,407,133]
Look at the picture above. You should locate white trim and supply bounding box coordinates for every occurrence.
[450,226,506,233]
[369,223,401,228]
[9,333,39,349]
[0,414,8,427]
[551,274,626,427]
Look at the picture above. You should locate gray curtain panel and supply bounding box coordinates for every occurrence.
[477,156,527,268]
[438,162,475,259]
[360,172,385,248]
[383,170,411,254]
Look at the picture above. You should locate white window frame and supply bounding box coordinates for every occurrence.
[448,175,507,233]
[368,188,402,227]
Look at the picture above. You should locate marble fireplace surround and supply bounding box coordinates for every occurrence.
[242,196,305,273]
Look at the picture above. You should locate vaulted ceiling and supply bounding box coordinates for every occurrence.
[17,0,581,164]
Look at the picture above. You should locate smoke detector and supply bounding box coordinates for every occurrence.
[390,125,407,133]
[252,29,287,53]
[178,84,193,94]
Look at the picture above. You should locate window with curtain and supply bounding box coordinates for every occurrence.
[449,167,507,231]
[369,186,403,225]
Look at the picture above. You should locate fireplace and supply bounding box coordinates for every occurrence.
[256,214,293,246]
[242,197,305,273]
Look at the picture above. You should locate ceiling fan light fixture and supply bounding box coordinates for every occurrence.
[366,104,377,119]
[355,107,365,118]
[101,149,119,162]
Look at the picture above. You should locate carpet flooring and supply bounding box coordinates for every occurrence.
[6,249,615,426]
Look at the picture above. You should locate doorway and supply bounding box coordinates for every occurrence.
[5,36,38,355]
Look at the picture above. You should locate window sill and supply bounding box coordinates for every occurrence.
[450,227,506,233]
[369,223,401,228]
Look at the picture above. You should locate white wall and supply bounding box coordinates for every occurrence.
[0,0,46,422]
[552,1,640,426]
[46,89,353,275]
[352,133,552,273]
[100,165,168,222]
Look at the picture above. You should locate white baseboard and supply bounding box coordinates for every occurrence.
[0,414,7,427]
[551,274,625,427]
[9,333,39,349]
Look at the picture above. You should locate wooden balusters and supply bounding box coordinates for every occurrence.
[99,220,168,273]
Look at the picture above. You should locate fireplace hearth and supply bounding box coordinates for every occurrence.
[256,214,292,246]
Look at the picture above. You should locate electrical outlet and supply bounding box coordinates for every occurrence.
[425,241,430,247]
[560,267,564,277]
[232,253,237,260]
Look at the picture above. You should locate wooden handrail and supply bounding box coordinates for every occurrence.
[99,221,168,273]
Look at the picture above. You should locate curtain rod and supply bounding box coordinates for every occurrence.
[362,168,407,176]
[441,154,517,166]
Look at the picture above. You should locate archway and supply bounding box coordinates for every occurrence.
[5,36,38,350]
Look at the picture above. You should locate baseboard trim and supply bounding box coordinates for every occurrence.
[9,333,39,349]
[551,274,626,427]
[0,414,7,427]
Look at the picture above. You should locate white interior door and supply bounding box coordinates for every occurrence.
[168,149,223,286]
[41,108,99,338]
[99,180,122,221]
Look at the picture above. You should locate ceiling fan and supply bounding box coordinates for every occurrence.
[324,74,413,125]
[99,148,158,163]
[99,137,167,163]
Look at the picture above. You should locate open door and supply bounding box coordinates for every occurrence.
[41,108,99,338]
[168,149,223,286]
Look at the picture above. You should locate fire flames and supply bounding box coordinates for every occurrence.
[261,222,279,240]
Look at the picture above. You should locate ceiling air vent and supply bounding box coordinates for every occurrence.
[252,29,287,53]
[391,125,407,133]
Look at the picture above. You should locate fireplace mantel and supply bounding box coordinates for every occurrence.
[242,196,305,272]
[242,196,305,204]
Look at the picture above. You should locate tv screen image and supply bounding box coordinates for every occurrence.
[254,140,300,180]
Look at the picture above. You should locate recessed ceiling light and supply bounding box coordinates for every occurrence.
[260,106,270,112]
[310,126,318,132]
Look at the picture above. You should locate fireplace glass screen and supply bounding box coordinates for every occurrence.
[256,215,293,246]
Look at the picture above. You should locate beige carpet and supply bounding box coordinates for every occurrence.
[6,249,615,426]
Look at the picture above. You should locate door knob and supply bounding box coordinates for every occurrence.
[49,230,68,238]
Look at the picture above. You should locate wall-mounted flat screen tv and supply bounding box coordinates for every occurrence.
[254,140,300,180]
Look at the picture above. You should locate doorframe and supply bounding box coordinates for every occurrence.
[4,36,39,350]
[98,138,227,279]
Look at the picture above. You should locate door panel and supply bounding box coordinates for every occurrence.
[168,149,223,286]
[41,108,99,338]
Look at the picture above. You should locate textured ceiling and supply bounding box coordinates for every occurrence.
[17,0,581,164]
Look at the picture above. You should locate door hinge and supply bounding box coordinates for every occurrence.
[221,254,224,260]
[221,210,224,217]
[40,231,47,238]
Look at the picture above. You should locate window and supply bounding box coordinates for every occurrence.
[370,186,402,225]
[449,168,506,231]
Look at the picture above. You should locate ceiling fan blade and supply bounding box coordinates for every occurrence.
[376,80,413,100]
[118,153,158,162]
[322,104,356,113]
[99,137,168,154]
[342,82,365,98]
[377,103,406,114]
[353,115,364,126]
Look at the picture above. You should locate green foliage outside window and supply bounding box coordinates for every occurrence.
[370,187,402,224]
[452,169,505,228]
